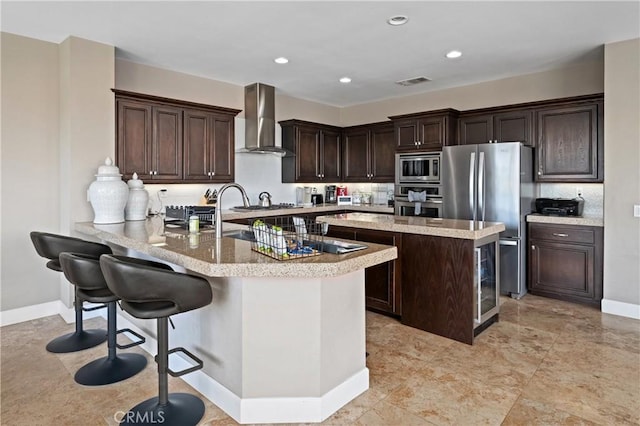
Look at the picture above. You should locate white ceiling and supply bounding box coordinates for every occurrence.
[3,1,639,107]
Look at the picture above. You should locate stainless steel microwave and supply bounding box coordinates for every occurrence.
[396,152,441,184]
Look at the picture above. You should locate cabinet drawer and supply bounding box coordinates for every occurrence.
[529,224,595,244]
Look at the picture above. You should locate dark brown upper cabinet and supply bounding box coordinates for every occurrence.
[342,122,395,182]
[183,109,234,182]
[114,89,240,184]
[535,97,603,182]
[389,109,459,152]
[280,119,342,183]
[458,109,534,146]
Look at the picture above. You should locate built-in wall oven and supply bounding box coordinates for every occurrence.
[394,184,443,218]
[396,152,441,184]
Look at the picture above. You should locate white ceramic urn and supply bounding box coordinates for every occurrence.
[125,172,149,221]
[88,157,129,224]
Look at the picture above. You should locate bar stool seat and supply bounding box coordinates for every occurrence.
[60,252,150,386]
[100,254,213,426]
[30,231,109,353]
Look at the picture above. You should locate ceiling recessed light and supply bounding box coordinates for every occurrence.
[274,57,289,64]
[445,50,462,59]
[387,15,409,26]
[339,77,352,84]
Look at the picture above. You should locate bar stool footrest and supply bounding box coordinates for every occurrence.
[116,328,146,350]
[82,303,108,312]
[162,347,203,377]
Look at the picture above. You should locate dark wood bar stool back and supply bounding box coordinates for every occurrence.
[29,231,110,353]
[59,252,150,386]
[100,254,213,426]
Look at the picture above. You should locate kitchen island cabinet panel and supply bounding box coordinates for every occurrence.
[401,234,475,344]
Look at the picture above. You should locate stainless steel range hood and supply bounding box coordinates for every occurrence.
[238,83,291,157]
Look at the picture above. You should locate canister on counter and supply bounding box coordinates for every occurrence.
[189,215,200,233]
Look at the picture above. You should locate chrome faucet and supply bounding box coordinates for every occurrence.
[215,183,251,238]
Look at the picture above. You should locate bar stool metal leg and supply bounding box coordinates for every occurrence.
[74,302,147,386]
[45,288,107,353]
[121,317,204,426]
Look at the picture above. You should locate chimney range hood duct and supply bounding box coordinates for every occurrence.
[239,83,291,156]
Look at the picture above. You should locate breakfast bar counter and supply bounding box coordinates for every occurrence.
[75,218,397,424]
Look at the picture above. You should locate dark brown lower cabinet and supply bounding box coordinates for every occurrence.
[528,223,603,307]
[325,225,401,316]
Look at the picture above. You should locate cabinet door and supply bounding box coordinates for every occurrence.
[529,239,595,299]
[117,100,152,180]
[151,106,182,181]
[321,129,341,181]
[295,126,322,182]
[494,110,534,146]
[209,113,234,182]
[458,114,493,145]
[355,229,401,315]
[536,103,602,182]
[183,109,210,181]
[394,118,419,151]
[418,116,448,149]
[369,124,395,182]
[342,128,370,181]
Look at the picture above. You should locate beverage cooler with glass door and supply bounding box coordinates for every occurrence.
[474,239,499,330]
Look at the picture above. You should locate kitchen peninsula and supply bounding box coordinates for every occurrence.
[75,217,396,424]
[316,212,505,345]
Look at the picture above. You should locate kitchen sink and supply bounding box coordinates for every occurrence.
[231,204,302,212]
[223,229,256,242]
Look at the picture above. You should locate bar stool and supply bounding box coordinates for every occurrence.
[29,231,109,353]
[59,252,149,386]
[100,254,213,426]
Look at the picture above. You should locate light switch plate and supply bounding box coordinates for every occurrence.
[634,204,640,218]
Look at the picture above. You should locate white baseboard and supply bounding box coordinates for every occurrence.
[0,300,108,327]
[601,298,640,320]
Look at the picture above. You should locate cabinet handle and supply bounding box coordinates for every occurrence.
[531,245,535,250]
[552,233,569,237]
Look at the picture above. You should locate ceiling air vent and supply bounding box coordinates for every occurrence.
[395,76,431,86]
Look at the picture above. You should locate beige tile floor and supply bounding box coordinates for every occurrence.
[1,294,639,425]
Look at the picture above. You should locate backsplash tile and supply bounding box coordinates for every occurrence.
[538,183,603,216]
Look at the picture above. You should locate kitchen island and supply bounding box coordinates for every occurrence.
[316,213,505,345]
[75,218,397,424]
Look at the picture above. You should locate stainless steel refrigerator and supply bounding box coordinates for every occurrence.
[442,142,534,298]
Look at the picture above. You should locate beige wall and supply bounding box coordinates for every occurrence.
[115,60,341,125]
[1,33,61,310]
[340,61,604,125]
[0,33,114,312]
[603,38,640,311]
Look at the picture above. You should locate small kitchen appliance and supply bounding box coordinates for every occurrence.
[535,198,584,216]
[336,186,348,196]
[258,191,272,207]
[311,194,323,205]
[325,185,337,203]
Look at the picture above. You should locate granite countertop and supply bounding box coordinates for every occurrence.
[316,212,505,240]
[218,203,394,221]
[527,213,604,227]
[75,219,397,278]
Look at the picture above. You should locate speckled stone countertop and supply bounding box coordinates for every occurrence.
[316,212,505,240]
[527,213,604,227]
[218,203,394,221]
[75,219,397,278]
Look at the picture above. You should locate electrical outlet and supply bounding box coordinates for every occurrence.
[576,187,583,198]
[158,188,168,198]
[634,204,640,218]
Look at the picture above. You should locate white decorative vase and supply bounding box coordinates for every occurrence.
[125,172,149,221]
[88,157,129,224]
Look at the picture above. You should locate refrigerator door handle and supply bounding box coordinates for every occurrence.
[469,152,476,221]
[478,151,485,222]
